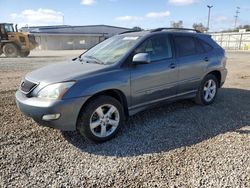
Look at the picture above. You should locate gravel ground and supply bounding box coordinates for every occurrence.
[0,50,249,187]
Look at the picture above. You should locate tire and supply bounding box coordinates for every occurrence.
[195,74,219,105]
[77,96,125,143]
[20,51,30,57]
[3,43,19,57]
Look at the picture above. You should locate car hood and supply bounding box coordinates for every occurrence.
[26,60,107,84]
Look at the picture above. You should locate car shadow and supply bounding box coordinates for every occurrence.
[62,88,250,157]
[234,129,250,135]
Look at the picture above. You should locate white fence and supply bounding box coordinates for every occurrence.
[210,32,250,51]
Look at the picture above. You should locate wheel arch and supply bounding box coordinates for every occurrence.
[79,89,129,120]
[206,70,222,87]
[3,41,20,49]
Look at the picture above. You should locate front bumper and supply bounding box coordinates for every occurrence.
[16,91,88,131]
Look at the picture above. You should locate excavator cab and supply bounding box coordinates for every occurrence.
[0,23,13,40]
[0,23,37,57]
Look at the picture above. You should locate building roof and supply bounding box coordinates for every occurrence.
[31,33,108,37]
[20,24,131,34]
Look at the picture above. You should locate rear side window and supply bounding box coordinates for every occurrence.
[135,35,172,61]
[174,36,197,57]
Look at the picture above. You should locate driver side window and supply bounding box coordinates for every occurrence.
[135,35,172,62]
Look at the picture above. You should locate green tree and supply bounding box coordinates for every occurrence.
[132,26,143,31]
[192,23,207,32]
[171,20,183,28]
[222,24,250,32]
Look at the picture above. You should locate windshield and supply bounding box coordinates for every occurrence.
[81,35,141,65]
[4,24,14,32]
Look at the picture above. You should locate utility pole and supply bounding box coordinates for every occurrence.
[234,7,240,30]
[207,5,213,31]
[62,15,65,25]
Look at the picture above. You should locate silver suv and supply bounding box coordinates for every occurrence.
[16,28,227,142]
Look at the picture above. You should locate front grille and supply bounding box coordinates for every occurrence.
[20,79,38,94]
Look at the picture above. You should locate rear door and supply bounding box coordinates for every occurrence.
[130,34,178,107]
[173,34,207,94]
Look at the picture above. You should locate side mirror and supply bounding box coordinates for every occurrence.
[132,53,151,64]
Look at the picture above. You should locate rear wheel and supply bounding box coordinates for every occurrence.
[3,43,19,57]
[195,74,218,105]
[20,51,30,57]
[77,96,124,142]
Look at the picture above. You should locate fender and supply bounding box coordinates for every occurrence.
[63,68,131,105]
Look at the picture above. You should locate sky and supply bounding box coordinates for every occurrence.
[0,0,249,31]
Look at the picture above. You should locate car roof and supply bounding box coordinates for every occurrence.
[0,23,13,25]
[119,28,209,38]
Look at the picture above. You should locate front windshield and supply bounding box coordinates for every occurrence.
[81,35,141,65]
[4,24,14,32]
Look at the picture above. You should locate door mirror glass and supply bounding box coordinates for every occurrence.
[132,53,151,64]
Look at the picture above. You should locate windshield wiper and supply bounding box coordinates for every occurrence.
[72,55,82,62]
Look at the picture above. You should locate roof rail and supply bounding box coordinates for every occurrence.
[151,28,201,33]
[119,30,142,34]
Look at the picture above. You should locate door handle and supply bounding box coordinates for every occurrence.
[204,57,209,62]
[169,63,176,69]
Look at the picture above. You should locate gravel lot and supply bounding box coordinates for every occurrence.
[0,50,249,187]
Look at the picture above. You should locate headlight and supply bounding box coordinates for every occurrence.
[37,81,75,100]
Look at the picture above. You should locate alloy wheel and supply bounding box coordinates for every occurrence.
[203,79,217,102]
[90,104,120,138]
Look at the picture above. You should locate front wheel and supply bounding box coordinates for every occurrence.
[20,51,30,57]
[195,74,218,105]
[77,96,124,143]
[3,43,19,57]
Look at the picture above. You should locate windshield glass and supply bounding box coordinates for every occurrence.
[4,24,14,32]
[81,35,141,65]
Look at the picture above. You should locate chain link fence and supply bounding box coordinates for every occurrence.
[210,32,250,50]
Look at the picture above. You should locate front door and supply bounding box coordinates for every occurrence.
[130,34,179,108]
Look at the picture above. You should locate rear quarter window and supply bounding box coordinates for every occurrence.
[198,38,213,52]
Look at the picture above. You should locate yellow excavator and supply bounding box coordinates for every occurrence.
[0,23,38,57]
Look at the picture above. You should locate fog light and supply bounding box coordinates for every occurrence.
[42,114,60,121]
